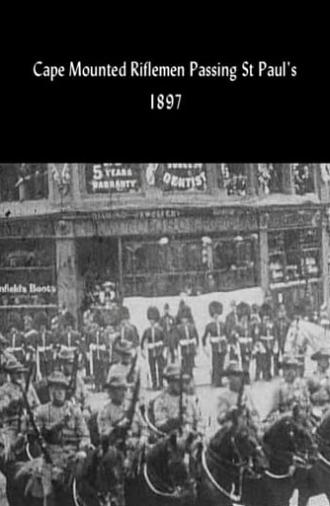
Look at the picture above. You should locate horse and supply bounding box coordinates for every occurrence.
[252,413,317,506]
[125,431,198,506]
[197,415,269,506]
[4,439,125,506]
[297,410,330,505]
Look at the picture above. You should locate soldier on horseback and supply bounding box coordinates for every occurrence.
[57,347,88,412]
[307,348,330,420]
[150,363,203,436]
[0,358,40,455]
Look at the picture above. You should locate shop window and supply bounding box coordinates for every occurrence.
[257,164,284,194]
[217,164,247,196]
[268,228,320,285]
[292,164,315,195]
[0,164,48,202]
[0,238,57,310]
[122,235,258,297]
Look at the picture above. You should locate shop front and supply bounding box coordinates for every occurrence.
[72,206,260,318]
[265,207,323,317]
[0,218,57,331]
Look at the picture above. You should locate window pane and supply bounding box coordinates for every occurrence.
[217,164,247,196]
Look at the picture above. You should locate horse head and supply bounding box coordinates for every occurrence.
[145,431,197,503]
[81,443,125,506]
[209,420,268,475]
[263,415,316,471]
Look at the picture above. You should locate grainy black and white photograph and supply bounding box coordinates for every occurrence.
[1,163,330,506]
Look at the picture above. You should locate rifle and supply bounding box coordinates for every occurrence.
[236,372,245,412]
[67,349,79,401]
[126,350,138,384]
[178,359,184,428]
[16,380,52,464]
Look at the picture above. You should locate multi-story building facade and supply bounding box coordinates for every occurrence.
[0,163,329,329]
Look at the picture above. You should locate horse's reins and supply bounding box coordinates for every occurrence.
[139,405,167,438]
[143,462,182,498]
[201,448,244,503]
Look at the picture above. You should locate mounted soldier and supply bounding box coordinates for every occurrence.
[141,306,166,391]
[174,306,199,378]
[202,301,227,387]
[149,363,203,437]
[268,355,310,426]
[216,361,260,435]
[0,358,40,453]
[307,348,330,420]
[97,373,147,478]
[33,371,92,499]
[107,340,139,404]
[57,347,88,412]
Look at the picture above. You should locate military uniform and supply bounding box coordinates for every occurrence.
[141,309,166,390]
[307,349,330,418]
[36,398,90,465]
[259,320,275,381]
[152,389,203,434]
[0,361,40,448]
[202,302,227,387]
[174,317,199,378]
[88,327,110,391]
[159,307,176,363]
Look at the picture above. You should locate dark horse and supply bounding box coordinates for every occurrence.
[197,419,268,506]
[3,439,125,506]
[125,431,198,506]
[250,414,317,506]
[297,410,330,505]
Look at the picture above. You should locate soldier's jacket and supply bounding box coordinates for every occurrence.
[273,317,291,353]
[35,400,90,466]
[276,377,310,413]
[174,323,199,355]
[36,330,54,348]
[117,323,139,348]
[141,325,166,357]
[160,314,175,334]
[97,398,147,443]
[58,330,81,348]
[202,321,227,354]
[217,388,259,428]
[307,369,330,406]
[152,389,204,434]
[64,371,88,409]
[0,381,40,445]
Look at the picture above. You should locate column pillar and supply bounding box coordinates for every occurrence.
[322,210,330,313]
[282,164,295,194]
[246,164,258,196]
[55,219,79,326]
[259,212,269,296]
[118,236,124,300]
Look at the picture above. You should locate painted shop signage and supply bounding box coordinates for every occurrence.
[85,164,141,193]
[146,163,207,192]
[267,209,321,229]
[0,220,54,238]
[0,283,57,294]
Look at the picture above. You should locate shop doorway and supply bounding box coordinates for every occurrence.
[77,237,119,310]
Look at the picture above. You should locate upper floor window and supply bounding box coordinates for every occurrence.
[257,164,284,194]
[0,164,48,202]
[217,164,247,196]
[291,164,315,195]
